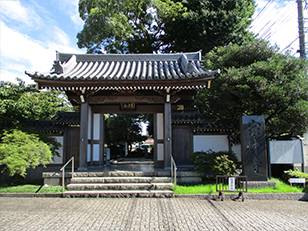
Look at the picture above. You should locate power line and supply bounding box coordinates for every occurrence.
[255,1,295,37]
[253,0,274,21]
[280,36,299,53]
[251,0,307,57]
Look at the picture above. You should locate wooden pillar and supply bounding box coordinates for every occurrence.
[79,101,88,170]
[99,113,105,166]
[164,101,172,169]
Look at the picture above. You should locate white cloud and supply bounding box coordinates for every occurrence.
[0,0,42,30]
[0,21,83,84]
[59,0,84,28]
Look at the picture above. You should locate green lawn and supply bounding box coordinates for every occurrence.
[173,178,307,194]
[0,184,62,193]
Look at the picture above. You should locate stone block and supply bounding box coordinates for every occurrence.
[241,116,268,181]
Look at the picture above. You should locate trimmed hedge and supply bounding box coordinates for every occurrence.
[190,150,239,176]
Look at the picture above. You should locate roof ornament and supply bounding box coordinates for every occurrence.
[52,61,63,74]
[180,54,200,75]
[51,55,77,75]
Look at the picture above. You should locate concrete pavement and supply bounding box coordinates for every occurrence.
[0,197,307,230]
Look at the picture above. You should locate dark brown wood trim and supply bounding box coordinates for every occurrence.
[154,113,157,168]
[34,77,214,89]
[92,105,164,114]
[90,111,94,166]
[99,113,105,166]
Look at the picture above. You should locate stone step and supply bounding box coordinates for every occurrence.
[72,171,170,178]
[63,190,175,198]
[70,177,172,184]
[66,183,173,191]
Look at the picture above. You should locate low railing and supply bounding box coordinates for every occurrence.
[216,175,247,201]
[170,154,177,189]
[60,156,74,193]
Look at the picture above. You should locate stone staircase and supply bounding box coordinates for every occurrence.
[64,171,174,198]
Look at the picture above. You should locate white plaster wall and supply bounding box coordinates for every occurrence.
[157,143,164,161]
[157,113,164,139]
[87,144,91,162]
[93,144,100,161]
[93,113,100,140]
[231,144,242,162]
[88,106,92,140]
[51,136,63,164]
[193,135,229,152]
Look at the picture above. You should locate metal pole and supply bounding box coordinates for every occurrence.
[62,168,65,193]
[297,0,307,58]
[300,137,306,173]
[72,156,74,178]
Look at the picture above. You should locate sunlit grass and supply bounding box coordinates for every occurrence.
[0,184,62,193]
[173,178,307,194]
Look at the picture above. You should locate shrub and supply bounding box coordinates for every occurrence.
[284,169,308,182]
[0,129,53,177]
[212,154,238,176]
[190,150,239,176]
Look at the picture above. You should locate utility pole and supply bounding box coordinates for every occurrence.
[297,0,307,58]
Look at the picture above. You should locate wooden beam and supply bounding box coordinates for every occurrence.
[91,105,164,114]
[79,101,88,170]
[164,101,172,169]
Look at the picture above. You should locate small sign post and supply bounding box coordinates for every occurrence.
[288,178,306,187]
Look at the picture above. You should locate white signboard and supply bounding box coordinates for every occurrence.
[288,178,306,184]
[228,177,236,191]
[269,140,303,164]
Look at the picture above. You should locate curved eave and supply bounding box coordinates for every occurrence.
[26,72,216,91]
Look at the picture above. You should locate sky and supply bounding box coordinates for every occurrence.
[0,0,307,85]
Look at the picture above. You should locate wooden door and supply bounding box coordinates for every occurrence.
[172,126,192,164]
[65,127,80,167]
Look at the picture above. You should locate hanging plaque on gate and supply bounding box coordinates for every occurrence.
[120,103,136,110]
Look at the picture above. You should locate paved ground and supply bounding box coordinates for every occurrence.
[0,197,307,231]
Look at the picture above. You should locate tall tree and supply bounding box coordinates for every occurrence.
[77,0,254,54]
[160,0,255,53]
[77,0,184,53]
[195,39,308,139]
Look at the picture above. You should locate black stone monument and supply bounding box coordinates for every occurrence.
[240,116,268,181]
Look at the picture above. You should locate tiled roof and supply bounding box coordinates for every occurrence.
[172,111,233,133]
[25,51,219,90]
[29,120,65,134]
[51,111,80,125]
[172,111,206,124]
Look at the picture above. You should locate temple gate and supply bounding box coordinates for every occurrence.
[26,51,219,170]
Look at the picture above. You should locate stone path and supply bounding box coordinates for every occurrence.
[0,197,307,230]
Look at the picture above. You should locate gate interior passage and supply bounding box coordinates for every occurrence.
[216,176,248,201]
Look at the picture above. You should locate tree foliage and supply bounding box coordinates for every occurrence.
[0,79,73,163]
[77,0,181,53]
[0,79,72,133]
[0,129,53,177]
[161,0,255,53]
[195,39,308,139]
[77,0,254,54]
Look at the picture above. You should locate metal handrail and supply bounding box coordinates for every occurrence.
[170,154,177,189]
[60,156,74,193]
